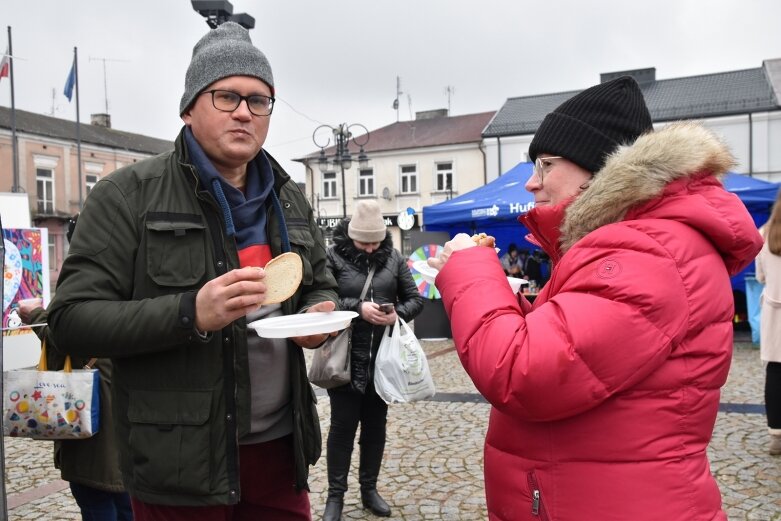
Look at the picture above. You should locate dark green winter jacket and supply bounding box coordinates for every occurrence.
[48,128,338,506]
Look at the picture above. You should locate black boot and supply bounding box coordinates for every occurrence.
[322,497,343,521]
[325,433,352,519]
[359,443,391,517]
[361,489,391,517]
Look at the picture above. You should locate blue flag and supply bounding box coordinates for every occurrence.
[63,59,76,102]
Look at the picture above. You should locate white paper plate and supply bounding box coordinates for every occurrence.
[413,259,528,294]
[506,277,530,294]
[412,260,439,285]
[247,311,358,338]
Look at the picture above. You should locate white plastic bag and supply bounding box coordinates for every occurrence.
[373,317,436,404]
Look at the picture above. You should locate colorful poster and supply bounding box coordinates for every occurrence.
[2,228,50,336]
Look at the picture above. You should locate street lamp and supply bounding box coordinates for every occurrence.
[312,123,370,219]
[191,0,255,29]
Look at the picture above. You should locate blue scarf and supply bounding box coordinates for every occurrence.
[184,127,290,253]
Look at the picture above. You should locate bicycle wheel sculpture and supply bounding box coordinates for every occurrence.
[407,244,443,299]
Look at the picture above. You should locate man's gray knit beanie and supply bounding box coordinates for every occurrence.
[179,21,274,115]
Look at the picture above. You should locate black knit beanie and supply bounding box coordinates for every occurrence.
[528,76,653,173]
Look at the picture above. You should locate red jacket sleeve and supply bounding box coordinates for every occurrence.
[437,228,690,422]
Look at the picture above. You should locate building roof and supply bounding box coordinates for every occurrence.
[483,61,781,138]
[0,106,173,155]
[297,110,496,160]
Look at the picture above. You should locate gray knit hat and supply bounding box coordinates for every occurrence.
[348,201,387,243]
[179,21,274,115]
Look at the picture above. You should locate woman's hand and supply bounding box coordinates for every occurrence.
[427,233,476,271]
[360,302,397,326]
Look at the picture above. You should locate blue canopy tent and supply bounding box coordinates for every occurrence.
[721,172,779,224]
[423,162,537,254]
[423,163,779,289]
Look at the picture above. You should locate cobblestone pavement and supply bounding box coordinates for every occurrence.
[3,332,780,520]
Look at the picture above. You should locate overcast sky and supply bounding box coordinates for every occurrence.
[2,0,781,183]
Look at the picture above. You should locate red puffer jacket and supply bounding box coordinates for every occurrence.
[436,123,763,521]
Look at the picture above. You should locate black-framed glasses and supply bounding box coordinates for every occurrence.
[202,89,275,116]
[533,156,563,184]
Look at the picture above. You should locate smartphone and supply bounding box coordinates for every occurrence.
[379,303,394,314]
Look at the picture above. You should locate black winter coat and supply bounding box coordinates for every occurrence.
[326,221,424,393]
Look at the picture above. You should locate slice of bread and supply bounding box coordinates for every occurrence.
[263,252,303,305]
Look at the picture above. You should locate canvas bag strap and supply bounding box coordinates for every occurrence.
[38,338,79,373]
[37,338,48,371]
[360,265,376,301]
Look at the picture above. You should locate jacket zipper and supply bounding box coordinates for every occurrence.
[527,472,549,520]
[367,277,375,384]
[190,164,243,500]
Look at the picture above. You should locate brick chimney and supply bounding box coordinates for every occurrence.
[415,108,449,120]
[90,113,112,128]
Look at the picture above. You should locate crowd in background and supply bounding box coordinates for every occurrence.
[499,244,550,289]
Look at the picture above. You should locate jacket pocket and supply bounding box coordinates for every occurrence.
[145,215,206,287]
[527,471,550,520]
[127,389,212,495]
[288,226,314,286]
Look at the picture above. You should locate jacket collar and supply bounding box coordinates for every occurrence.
[174,126,292,252]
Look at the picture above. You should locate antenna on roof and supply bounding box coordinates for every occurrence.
[407,93,413,120]
[392,76,403,122]
[89,56,129,114]
[445,85,454,114]
[48,87,56,116]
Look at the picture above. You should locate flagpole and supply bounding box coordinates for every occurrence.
[73,46,83,210]
[8,26,18,193]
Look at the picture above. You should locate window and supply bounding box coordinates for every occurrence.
[322,172,337,199]
[48,234,56,270]
[400,165,417,194]
[358,168,375,196]
[86,174,99,194]
[36,168,54,214]
[436,162,453,192]
[84,162,104,195]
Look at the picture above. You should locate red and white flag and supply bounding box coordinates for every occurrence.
[0,46,9,81]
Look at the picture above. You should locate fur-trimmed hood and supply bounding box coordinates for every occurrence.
[561,121,735,251]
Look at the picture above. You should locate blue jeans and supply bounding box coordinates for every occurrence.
[70,482,133,521]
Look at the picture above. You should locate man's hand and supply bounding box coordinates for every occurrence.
[17,298,44,324]
[195,267,267,332]
[291,300,338,349]
[427,233,476,271]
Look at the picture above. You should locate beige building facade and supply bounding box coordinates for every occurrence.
[0,108,172,288]
[298,110,495,254]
